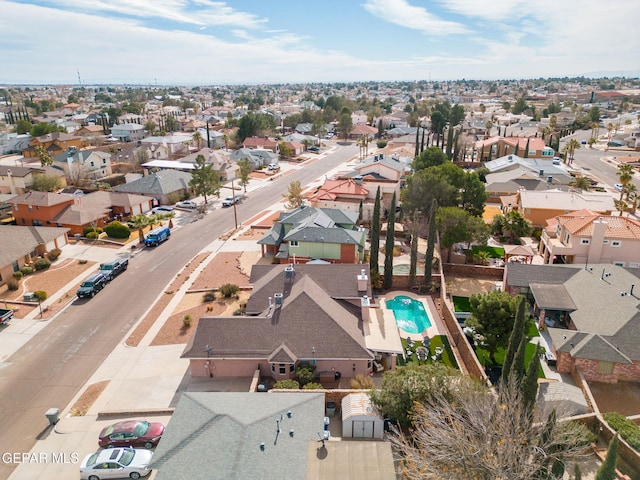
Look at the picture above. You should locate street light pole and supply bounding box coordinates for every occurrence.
[231,177,238,230]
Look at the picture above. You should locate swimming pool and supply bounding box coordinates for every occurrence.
[385,295,432,334]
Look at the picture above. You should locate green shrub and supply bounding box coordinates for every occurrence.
[78,259,88,264]
[86,231,99,239]
[104,221,131,239]
[34,258,51,271]
[603,412,640,451]
[47,248,61,261]
[273,379,300,389]
[12,271,23,280]
[20,266,34,275]
[302,382,323,390]
[203,291,216,302]
[183,314,193,327]
[295,367,315,386]
[376,139,388,148]
[33,290,47,301]
[219,283,239,298]
[83,226,103,236]
[7,278,19,291]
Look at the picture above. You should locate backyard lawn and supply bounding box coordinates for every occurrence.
[397,335,458,369]
[452,296,471,312]
[475,342,545,378]
[471,245,505,258]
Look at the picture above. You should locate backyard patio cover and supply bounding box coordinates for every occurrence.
[504,244,536,262]
[529,283,576,311]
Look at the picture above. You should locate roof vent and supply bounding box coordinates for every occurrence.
[284,265,295,282]
[274,293,283,306]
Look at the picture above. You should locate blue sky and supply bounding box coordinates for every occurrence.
[1,0,638,85]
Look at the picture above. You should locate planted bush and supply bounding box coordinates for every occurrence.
[295,367,315,386]
[183,314,193,328]
[83,226,103,236]
[47,248,61,261]
[86,231,99,240]
[34,258,51,271]
[302,382,323,390]
[203,291,216,302]
[603,412,640,451]
[7,278,19,291]
[219,283,239,298]
[20,266,33,275]
[104,221,131,239]
[12,271,23,280]
[273,379,300,389]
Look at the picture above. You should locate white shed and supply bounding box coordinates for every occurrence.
[341,392,384,439]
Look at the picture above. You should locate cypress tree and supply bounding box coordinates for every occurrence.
[501,296,526,384]
[383,192,396,289]
[414,126,420,158]
[358,199,363,223]
[369,187,381,276]
[524,138,530,158]
[424,199,438,291]
[522,344,542,415]
[421,126,426,152]
[408,215,418,289]
[595,434,618,480]
[511,335,527,380]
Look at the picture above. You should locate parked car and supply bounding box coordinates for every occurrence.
[98,420,165,449]
[144,226,171,247]
[175,200,197,209]
[222,195,242,207]
[151,206,174,214]
[76,273,107,299]
[308,146,320,153]
[267,163,280,171]
[0,307,13,325]
[99,258,129,281]
[614,183,623,191]
[80,448,153,480]
[608,141,624,147]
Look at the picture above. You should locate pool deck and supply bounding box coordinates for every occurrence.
[382,291,445,342]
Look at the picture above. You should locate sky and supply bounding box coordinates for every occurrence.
[1,0,639,85]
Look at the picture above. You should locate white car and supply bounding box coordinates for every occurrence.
[222,196,242,207]
[267,163,280,171]
[614,183,623,192]
[175,200,198,209]
[80,448,153,479]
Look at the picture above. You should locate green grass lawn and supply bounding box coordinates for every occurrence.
[475,342,545,378]
[452,296,471,312]
[397,335,458,369]
[471,245,505,258]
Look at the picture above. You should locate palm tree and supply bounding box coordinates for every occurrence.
[617,163,635,200]
[34,145,53,167]
[192,131,202,150]
[566,138,580,164]
[615,198,628,216]
[570,176,592,191]
[622,182,637,202]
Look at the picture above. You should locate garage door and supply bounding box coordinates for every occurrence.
[352,420,374,438]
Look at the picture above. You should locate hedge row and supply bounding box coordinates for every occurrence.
[603,412,640,451]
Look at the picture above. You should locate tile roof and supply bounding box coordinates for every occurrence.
[308,179,369,202]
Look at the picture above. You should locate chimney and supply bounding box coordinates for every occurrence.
[6,168,16,195]
[274,293,283,307]
[361,295,370,322]
[357,269,368,292]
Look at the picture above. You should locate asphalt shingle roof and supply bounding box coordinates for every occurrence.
[113,170,192,195]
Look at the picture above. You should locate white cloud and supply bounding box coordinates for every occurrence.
[362,0,469,35]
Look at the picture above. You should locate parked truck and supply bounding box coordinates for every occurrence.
[144,225,171,247]
[0,307,14,325]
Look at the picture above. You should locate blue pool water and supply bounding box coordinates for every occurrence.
[385,295,432,334]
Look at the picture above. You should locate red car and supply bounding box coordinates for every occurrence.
[98,420,165,449]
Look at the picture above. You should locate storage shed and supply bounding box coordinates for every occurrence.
[341,392,384,439]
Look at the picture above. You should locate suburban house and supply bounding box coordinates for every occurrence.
[242,137,278,152]
[182,264,379,380]
[51,147,113,182]
[539,209,640,266]
[257,206,366,264]
[143,148,239,182]
[0,165,67,195]
[110,123,146,142]
[475,136,552,162]
[141,134,193,158]
[504,263,640,383]
[504,189,615,228]
[22,132,83,159]
[348,124,377,140]
[230,148,278,170]
[307,179,371,220]
[149,392,396,480]
[113,170,193,205]
[0,225,70,286]
[339,154,405,212]
[73,125,106,139]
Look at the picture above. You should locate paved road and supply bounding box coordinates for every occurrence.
[0,144,358,478]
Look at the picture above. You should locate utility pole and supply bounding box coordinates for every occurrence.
[231,177,238,229]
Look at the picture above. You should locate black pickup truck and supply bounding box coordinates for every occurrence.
[99,258,129,281]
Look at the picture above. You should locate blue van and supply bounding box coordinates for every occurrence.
[144,226,170,247]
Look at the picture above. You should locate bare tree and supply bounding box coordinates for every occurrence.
[388,380,592,480]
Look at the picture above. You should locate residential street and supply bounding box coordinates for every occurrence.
[0,144,358,479]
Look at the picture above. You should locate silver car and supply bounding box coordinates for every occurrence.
[79,447,153,479]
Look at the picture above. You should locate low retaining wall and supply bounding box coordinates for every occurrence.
[443,263,504,279]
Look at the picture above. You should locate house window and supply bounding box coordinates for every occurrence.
[564,232,570,244]
[279,364,287,375]
[580,239,590,245]
[597,361,614,375]
[556,225,561,235]
[28,205,33,212]
[270,364,275,374]
[290,240,299,247]
[612,241,621,247]
[614,261,625,267]
[290,364,295,373]
[33,220,42,226]
[603,239,609,244]
[90,161,94,167]
[103,159,106,164]
[630,263,640,269]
